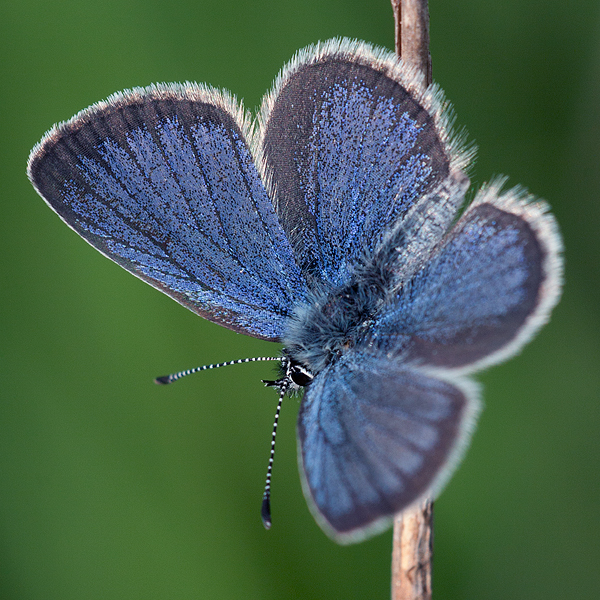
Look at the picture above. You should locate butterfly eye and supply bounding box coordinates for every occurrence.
[290,364,313,387]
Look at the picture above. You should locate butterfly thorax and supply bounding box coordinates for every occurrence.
[283,272,387,377]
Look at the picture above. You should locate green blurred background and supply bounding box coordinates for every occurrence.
[2,0,599,598]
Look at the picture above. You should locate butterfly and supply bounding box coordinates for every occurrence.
[27,38,563,544]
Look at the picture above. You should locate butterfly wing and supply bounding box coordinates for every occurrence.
[28,84,306,340]
[371,181,563,371]
[297,351,477,543]
[257,39,472,286]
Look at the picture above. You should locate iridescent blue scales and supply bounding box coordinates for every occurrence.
[28,38,562,543]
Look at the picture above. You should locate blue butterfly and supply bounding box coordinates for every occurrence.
[27,39,562,543]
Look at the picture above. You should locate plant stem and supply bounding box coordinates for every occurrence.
[391,499,434,600]
[390,1,434,598]
[391,0,432,85]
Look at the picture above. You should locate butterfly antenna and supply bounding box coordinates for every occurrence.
[154,356,283,385]
[261,380,288,530]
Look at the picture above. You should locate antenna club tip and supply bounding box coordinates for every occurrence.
[261,496,272,530]
[154,376,172,385]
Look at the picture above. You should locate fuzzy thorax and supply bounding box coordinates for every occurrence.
[283,270,389,375]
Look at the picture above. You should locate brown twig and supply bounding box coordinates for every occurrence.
[391,499,434,600]
[391,0,432,85]
[390,1,434,598]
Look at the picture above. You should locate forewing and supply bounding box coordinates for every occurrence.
[371,181,563,370]
[28,84,306,340]
[297,352,477,543]
[257,39,471,287]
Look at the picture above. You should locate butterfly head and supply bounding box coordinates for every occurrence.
[262,353,314,394]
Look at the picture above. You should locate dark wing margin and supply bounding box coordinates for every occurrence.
[28,84,306,340]
[297,352,479,543]
[256,38,472,287]
[371,180,563,371]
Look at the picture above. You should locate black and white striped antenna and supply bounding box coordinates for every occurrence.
[154,355,283,385]
[260,380,288,529]
[154,354,291,531]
